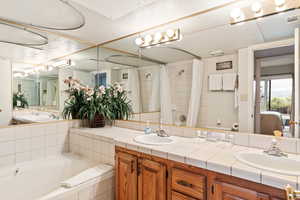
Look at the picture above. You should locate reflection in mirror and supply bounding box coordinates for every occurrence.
[12,63,60,124]
[103,4,300,138]
[97,46,162,124]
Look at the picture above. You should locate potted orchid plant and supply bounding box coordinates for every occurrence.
[62,77,133,128]
[13,92,28,109]
[62,77,86,119]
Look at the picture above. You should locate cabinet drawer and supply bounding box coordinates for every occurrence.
[171,168,205,200]
[172,191,198,200]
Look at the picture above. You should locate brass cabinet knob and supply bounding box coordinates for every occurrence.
[285,185,300,200]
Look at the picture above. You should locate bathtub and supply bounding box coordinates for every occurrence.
[0,154,114,200]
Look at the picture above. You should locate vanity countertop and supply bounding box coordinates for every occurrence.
[70,126,300,190]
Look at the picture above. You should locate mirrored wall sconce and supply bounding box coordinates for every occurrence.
[230,0,300,25]
[135,29,182,48]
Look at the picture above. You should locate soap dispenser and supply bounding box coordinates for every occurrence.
[144,121,152,134]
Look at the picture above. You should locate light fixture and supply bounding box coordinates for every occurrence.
[135,29,181,48]
[154,32,162,42]
[275,0,285,7]
[166,29,175,38]
[251,2,262,13]
[135,37,144,46]
[51,59,72,68]
[230,8,242,20]
[144,35,153,44]
[230,0,298,25]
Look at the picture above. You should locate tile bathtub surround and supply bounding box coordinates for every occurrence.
[0,120,74,167]
[43,175,114,200]
[69,132,115,166]
[114,120,300,154]
[70,127,300,189]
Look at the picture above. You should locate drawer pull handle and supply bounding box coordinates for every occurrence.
[177,180,193,188]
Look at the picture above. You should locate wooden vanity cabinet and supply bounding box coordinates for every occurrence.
[115,146,286,200]
[116,151,138,200]
[212,180,270,200]
[115,147,167,200]
[138,158,167,200]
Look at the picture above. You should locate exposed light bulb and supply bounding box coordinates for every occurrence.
[251,2,262,13]
[154,32,162,42]
[275,0,285,7]
[230,8,242,20]
[166,29,175,38]
[135,37,144,46]
[47,66,53,71]
[144,35,153,43]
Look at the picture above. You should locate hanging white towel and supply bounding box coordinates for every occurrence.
[222,73,237,91]
[209,74,222,91]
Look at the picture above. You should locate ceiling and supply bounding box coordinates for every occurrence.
[104,8,300,63]
[1,0,299,69]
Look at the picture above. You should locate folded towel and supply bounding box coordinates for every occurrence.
[61,164,113,188]
[209,74,222,91]
[222,73,237,91]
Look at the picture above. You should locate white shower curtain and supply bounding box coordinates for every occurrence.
[46,80,57,106]
[149,67,160,111]
[128,69,141,113]
[160,65,173,124]
[186,59,204,127]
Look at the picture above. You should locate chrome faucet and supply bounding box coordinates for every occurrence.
[264,138,287,157]
[155,129,169,137]
[155,121,169,137]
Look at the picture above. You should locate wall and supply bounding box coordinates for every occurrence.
[58,69,73,115]
[0,59,12,126]
[73,70,95,87]
[198,54,238,129]
[167,60,193,125]
[238,48,251,132]
[0,121,73,168]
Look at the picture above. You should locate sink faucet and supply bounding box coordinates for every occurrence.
[264,138,287,157]
[155,120,169,137]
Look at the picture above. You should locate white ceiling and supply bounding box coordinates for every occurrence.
[71,0,159,20]
[1,0,300,68]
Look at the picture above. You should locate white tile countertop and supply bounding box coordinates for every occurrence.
[70,127,300,190]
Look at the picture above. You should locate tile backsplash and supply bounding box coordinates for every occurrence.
[0,120,80,168]
[114,120,300,154]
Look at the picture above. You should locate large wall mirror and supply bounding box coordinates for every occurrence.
[102,2,300,138]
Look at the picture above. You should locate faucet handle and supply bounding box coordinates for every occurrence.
[271,138,278,146]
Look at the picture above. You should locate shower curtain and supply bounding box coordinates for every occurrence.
[128,69,141,113]
[46,80,57,106]
[186,59,204,127]
[149,67,160,112]
[160,65,173,124]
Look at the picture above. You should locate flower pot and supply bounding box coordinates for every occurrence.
[89,114,105,128]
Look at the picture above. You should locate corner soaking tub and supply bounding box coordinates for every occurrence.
[0,154,114,200]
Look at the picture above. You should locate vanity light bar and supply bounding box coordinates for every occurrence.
[135,29,182,48]
[230,0,300,25]
[51,59,73,68]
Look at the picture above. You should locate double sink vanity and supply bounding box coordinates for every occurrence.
[71,126,300,200]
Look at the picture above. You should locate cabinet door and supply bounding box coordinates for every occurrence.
[138,158,167,200]
[213,181,270,200]
[116,151,138,200]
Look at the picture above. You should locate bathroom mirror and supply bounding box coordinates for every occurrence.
[96,46,162,123]
[102,2,300,138]
[10,45,99,125]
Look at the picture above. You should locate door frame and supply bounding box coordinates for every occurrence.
[247,38,294,134]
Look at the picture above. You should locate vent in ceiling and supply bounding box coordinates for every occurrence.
[287,15,300,24]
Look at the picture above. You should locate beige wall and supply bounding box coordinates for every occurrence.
[198,54,238,129]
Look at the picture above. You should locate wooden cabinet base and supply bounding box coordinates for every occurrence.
[115,146,286,200]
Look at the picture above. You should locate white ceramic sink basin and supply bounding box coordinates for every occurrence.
[134,134,174,145]
[235,152,300,176]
